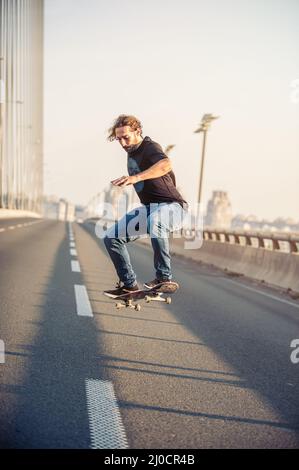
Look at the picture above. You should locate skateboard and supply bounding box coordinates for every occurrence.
[111,281,179,311]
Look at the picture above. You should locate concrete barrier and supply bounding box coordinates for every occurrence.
[0,209,41,219]
[137,236,299,293]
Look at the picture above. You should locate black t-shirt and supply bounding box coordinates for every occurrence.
[127,136,187,208]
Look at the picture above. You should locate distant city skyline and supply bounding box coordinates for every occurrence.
[44,0,299,220]
[44,188,299,228]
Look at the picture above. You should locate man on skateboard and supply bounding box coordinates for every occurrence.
[103,114,188,299]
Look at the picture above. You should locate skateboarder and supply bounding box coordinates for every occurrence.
[103,114,188,298]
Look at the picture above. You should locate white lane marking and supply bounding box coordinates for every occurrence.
[70,248,77,256]
[71,260,81,272]
[74,285,93,317]
[70,241,75,247]
[223,278,299,310]
[0,220,43,233]
[85,379,128,449]
[0,340,5,364]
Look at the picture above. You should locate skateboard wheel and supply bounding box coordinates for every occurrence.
[135,304,141,311]
[116,303,122,309]
[166,297,171,304]
[145,296,151,303]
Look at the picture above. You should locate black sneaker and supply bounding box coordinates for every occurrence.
[104,281,140,299]
[144,278,172,289]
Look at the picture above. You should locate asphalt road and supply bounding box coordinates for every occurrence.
[0,218,299,449]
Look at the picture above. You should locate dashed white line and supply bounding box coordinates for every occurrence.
[0,339,5,364]
[0,219,43,233]
[71,227,128,448]
[70,241,75,247]
[71,260,81,272]
[74,285,93,317]
[85,379,128,449]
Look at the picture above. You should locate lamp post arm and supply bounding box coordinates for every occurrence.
[198,129,207,205]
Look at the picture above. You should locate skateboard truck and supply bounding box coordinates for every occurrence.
[115,299,141,311]
[115,292,172,311]
[144,293,172,304]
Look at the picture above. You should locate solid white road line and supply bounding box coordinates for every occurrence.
[71,260,81,272]
[74,285,93,317]
[70,248,77,256]
[0,339,5,364]
[85,379,128,449]
[223,278,299,310]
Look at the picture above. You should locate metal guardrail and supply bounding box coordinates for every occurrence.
[182,229,299,253]
[85,217,299,254]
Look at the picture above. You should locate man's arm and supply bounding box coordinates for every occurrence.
[111,158,172,187]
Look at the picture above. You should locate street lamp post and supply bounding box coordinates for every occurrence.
[194,114,219,221]
[165,144,175,156]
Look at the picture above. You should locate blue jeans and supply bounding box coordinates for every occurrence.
[104,202,186,287]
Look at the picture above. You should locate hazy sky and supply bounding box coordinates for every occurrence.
[44,0,299,220]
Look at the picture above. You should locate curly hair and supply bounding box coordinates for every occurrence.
[107,114,143,142]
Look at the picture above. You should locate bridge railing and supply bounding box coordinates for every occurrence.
[85,215,299,254]
[181,229,299,253]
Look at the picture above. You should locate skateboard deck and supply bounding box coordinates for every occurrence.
[108,281,179,311]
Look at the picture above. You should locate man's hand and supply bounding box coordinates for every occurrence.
[111,158,171,187]
[111,175,139,187]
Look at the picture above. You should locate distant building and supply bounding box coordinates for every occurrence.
[43,195,75,221]
[231,215,299,233]
[103,185,139,219]
[74,204,86,222]
[42,195,60,220]
[205,191,232,229]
